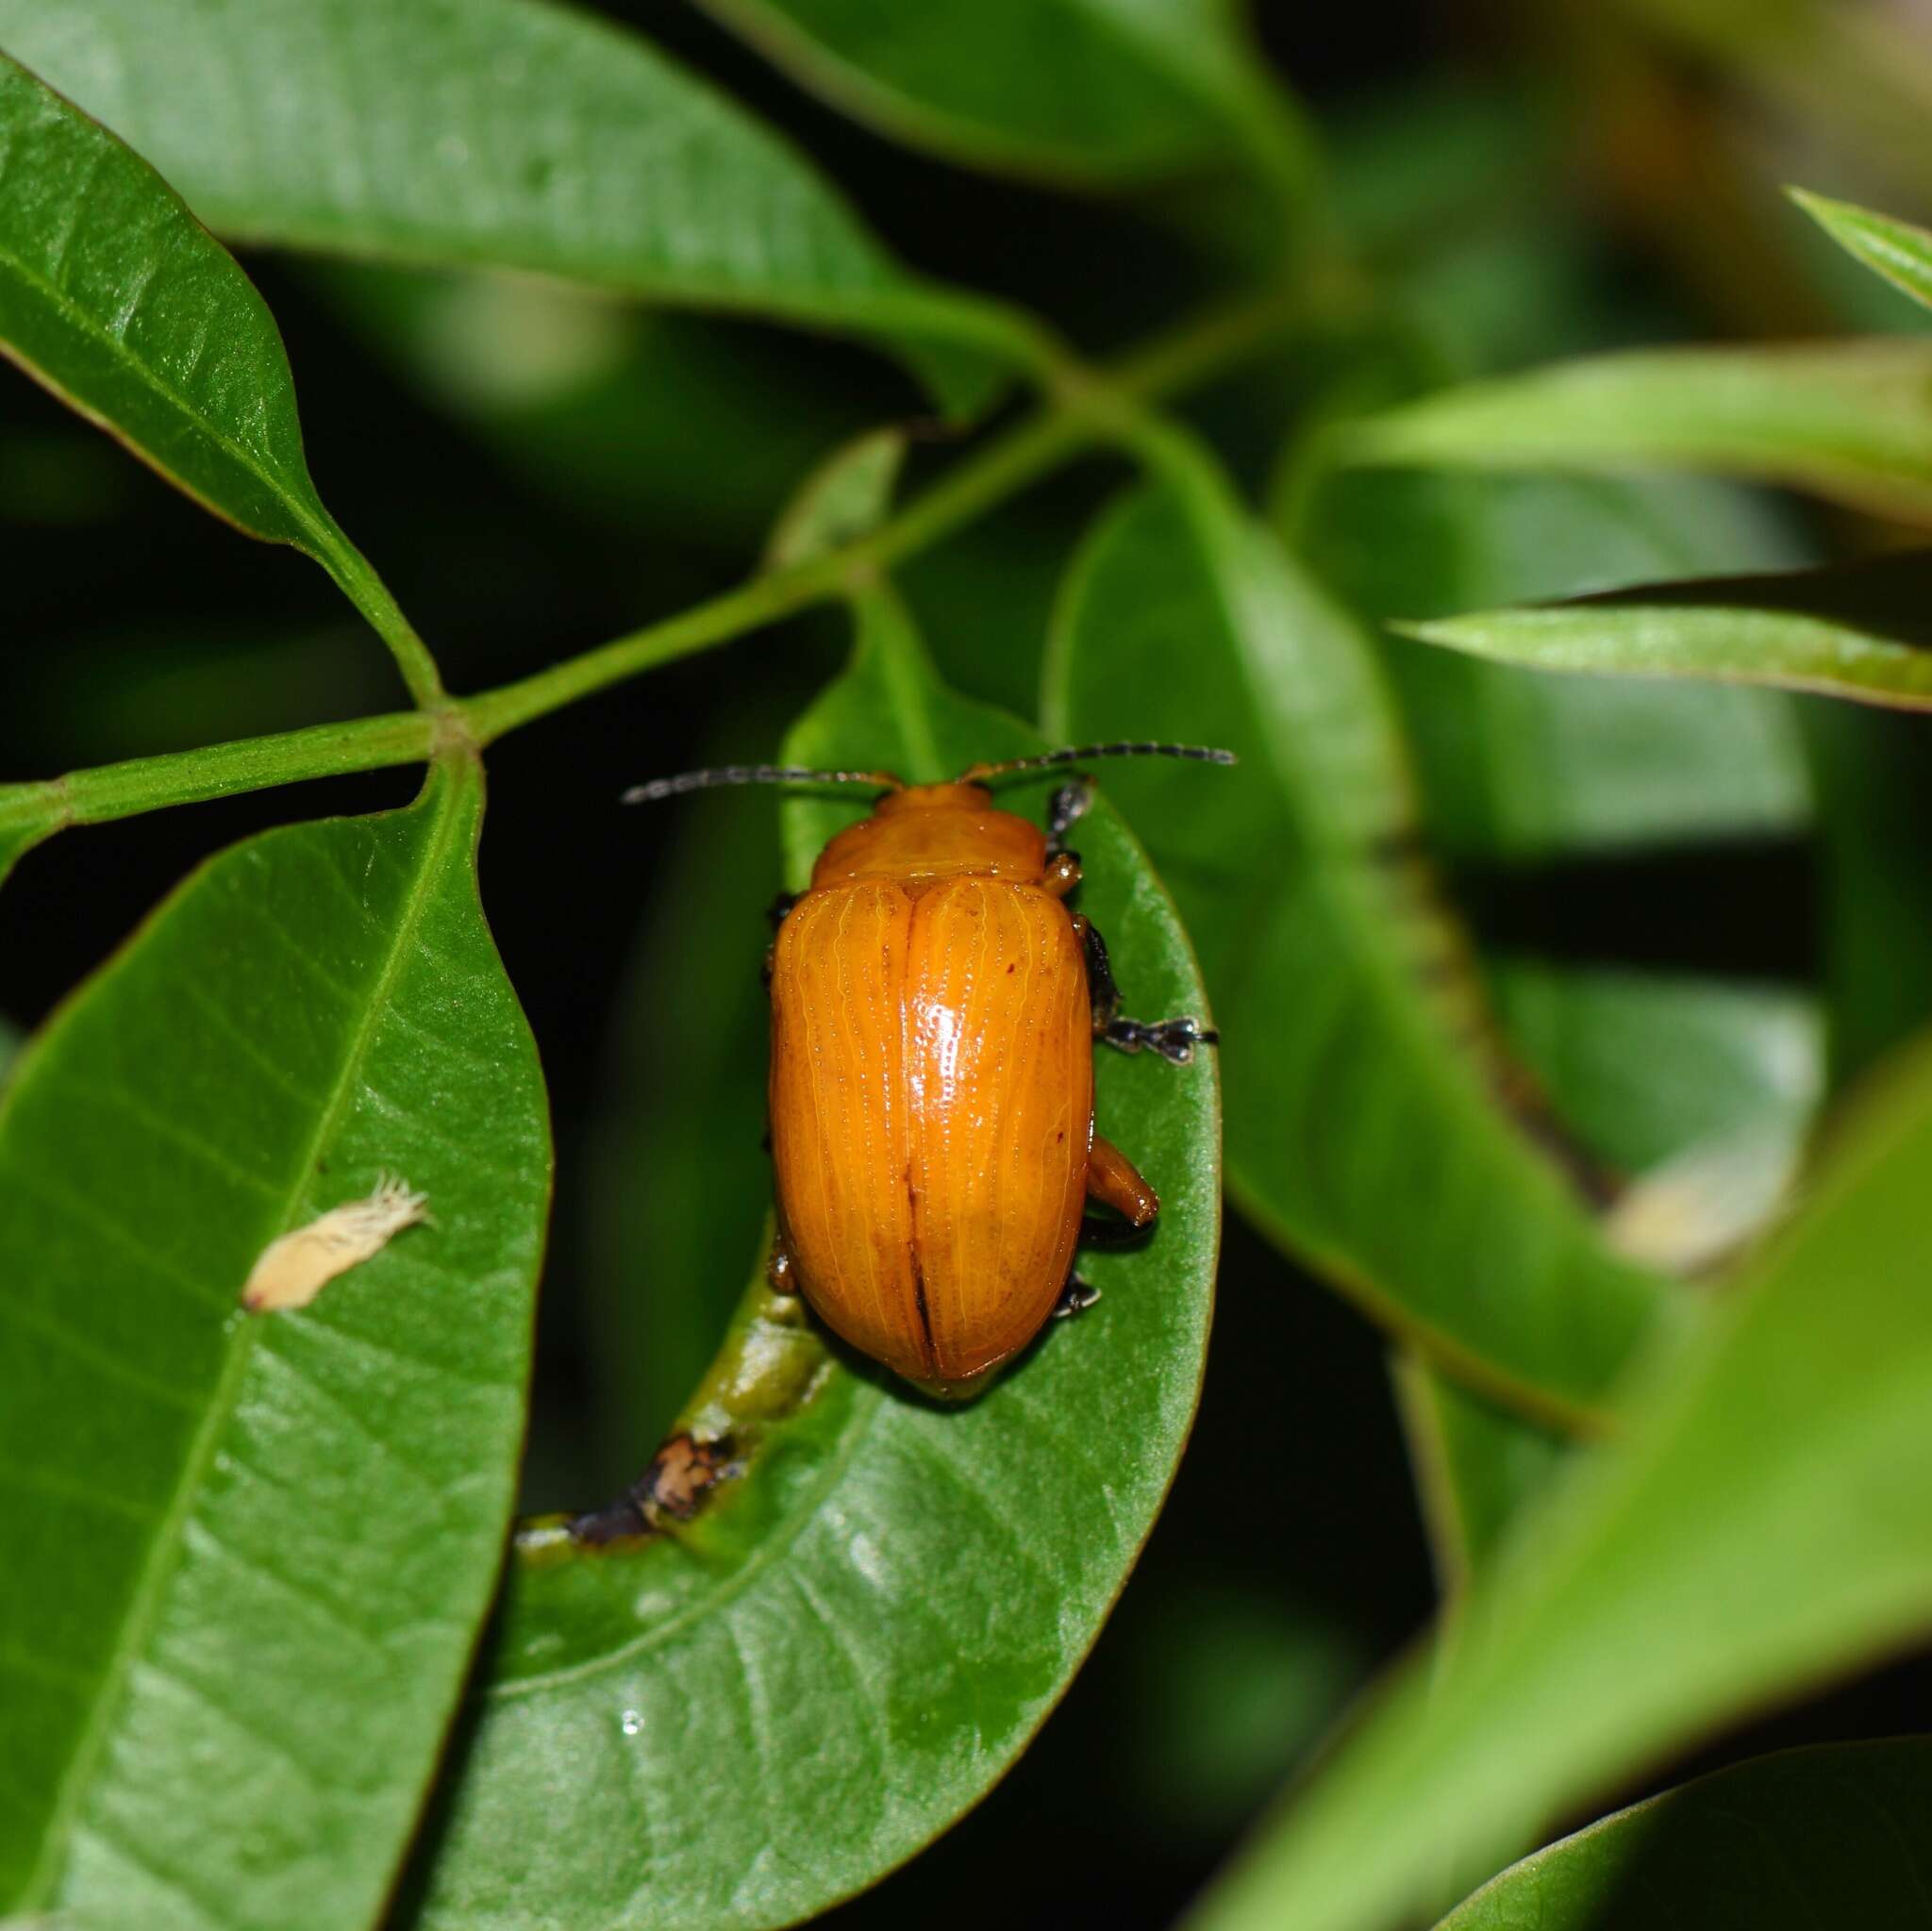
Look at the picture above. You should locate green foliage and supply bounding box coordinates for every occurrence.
[397,597,1218,1931]
[0,761,549,1929]
[0,53,432,699]
[692,0,1311,195]
[1437,1740,1932,1929]
[1345,342,1932,524]
[1045,474,1668,1422]
[1191,1026,1932,1931]
[0,0,1024,413]
[1400,551,1932,709]
[7,7,1932,1929]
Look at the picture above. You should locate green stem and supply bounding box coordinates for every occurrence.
[314,529,449,709]
[0,288,1307,850]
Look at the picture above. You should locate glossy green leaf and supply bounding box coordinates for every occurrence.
[1437,1740,1932,1930]
[0,52,428,690]
[1792,189,1932,315]
[0,0,1016,415]
[0,759,550,1931]
[400,591,1220,1931]
[1044,474,1670,1423]
[693,0,1310,197]
[1189,1024,1932,1931]
[1399,550,1932,712]
[1343,342,1932,524]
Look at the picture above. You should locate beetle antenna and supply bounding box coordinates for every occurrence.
[957,743,1238,783]
[622,764,903,805]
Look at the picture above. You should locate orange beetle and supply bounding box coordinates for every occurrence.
[630,744,1226,1400]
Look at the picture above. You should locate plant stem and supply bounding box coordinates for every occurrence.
[0,287,1309,851]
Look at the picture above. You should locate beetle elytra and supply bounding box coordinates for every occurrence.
[625,743,1228,1402]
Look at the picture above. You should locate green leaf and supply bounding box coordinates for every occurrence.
[0,759,550,1930]
[1791,189,1932,315]
[763,426,908,571]
[1343,342,1932,525]
[0,51,434,696]
[1437,1740,1932,1930]
[1,0,1020,416]
[1392,1358,1567,1591]
[693,0,1310,198]
[1188,1024,1932,1931]
[400,591,1220,1930]
[1289,459,1813,860]
[1044,476,1670,1423]
[1398,550,1932,712]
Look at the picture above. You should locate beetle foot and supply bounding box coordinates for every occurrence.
[1053,1274,1101,1320]
[1104,1015,1218,1063]
[767,1236,799,1295]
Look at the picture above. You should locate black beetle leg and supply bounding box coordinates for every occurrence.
[1076,914,1217,1063]
[1053,1273,1101,1320]
[1046,777,1092,855]
[766,891,798,932]
[1104,1015,1218,1064]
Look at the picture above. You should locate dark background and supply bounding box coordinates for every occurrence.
[6,2,1931,1923]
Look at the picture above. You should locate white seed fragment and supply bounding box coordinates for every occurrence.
[242,1174,432,1313]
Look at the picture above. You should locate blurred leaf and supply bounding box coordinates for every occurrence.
[1189,1024,1932,1931]
[1,0,1018,415]
[1792,189,1932,315]
[1492,967,1821,1189]
[1805,701,1932,1087]
[1436,1740,1932,1930]
[1297,464,1813,862]
[764,427,908,571]
[0,760,550,1930]
[1046,474,1670,1423]
[1399,550,1932,711]
[1392,1360,1567,1590]
[0,53,416,662]
[308,262,891,554]
[693,0,1310,200]
[1344,342,1932,524]
[1394,970,1819,1589]
[402,592,1219,1931]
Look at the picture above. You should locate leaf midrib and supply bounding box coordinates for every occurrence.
[15,771,466,1914]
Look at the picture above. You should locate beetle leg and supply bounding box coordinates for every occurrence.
[1078,914,1217,1063]
[1045,777,1091,853]
[1052,1273,1101,1319]
[766,891,798,932]
[1087,1136,1158,1228]
[1105,1014,1218,1063]
[767,1228,800,1296]
[1042,850,1082,899]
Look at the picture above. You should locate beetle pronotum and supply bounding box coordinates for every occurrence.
[625,743,1230,1402]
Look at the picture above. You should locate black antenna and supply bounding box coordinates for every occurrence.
[622,764,903,805]
[958,742,1237,783]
